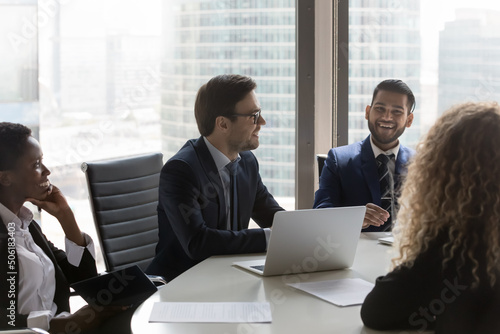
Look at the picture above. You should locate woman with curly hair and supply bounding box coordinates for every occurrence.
[361,102,500,333]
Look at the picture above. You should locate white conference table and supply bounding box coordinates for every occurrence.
[131,232,422,334]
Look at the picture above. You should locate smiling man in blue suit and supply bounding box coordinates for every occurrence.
[147,74,284,281]
[314,79,415,232]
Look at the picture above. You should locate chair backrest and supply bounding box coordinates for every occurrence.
[317,154,328,179]
[81,153,163,272]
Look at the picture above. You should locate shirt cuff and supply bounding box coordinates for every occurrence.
[263,228,271,250]
[27,310,52,330]
[65,232,95,267]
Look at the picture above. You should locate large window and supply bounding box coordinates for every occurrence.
[5,0,500,271]
[2,0,296,271]
[348,0,500,148]
[0,0,39,135]
[33,0,163,270]
[161,0,296,202]
[0,1,38,103]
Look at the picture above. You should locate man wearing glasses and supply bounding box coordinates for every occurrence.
[147,74,284,281]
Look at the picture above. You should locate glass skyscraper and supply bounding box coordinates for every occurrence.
[439,9,500,114]
[160,0,422,199]
[160,0,296,197]
[349,0,421,147]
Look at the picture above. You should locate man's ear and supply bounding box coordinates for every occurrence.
[365,105,371,120]
[215,115,230,133]
[406,112,414,128]
[0,171,13,187]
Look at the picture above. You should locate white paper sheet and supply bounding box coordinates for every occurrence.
[287,278,374,307]
[149,302,272,323]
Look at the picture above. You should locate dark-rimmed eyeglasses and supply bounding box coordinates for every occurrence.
[231,109,261,124]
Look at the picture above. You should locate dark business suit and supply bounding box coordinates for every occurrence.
[313,135,414,232]
[0,218,97,328]
[146,137,284,281]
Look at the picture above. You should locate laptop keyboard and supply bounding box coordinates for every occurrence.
[250,265,265,272]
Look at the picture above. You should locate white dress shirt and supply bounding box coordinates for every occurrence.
[0,202,95,330]
[369,135,400,175]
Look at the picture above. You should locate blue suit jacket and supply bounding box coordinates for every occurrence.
[146,137,284,281]
[313,135,414,232]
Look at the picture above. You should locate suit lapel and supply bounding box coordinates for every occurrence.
[395,146,409,175]
[360,136,381,205]
[29,221,71,312]
[193,137,228,229]
[29,222,58,264]
[394,146,411,190]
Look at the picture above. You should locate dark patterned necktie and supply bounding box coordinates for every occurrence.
[376,153,395,228]
[225,160,239,231]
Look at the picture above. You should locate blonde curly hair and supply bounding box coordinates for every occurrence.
[393,101,500,287]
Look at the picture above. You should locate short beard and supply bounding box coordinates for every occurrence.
[229,139,259,153]
[368,121,406,146]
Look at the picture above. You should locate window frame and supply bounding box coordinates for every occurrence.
[295,0,348,209]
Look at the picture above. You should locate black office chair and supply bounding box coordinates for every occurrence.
[81,153,166,285]
[316,153,328,179]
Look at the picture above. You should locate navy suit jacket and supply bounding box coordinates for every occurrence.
[146,137,284,281]
[313,135,414,232]
[0,219,97,328]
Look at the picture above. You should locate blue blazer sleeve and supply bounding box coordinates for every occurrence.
[313,148,343,208]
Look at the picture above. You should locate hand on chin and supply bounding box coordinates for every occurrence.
[26,184,71,217]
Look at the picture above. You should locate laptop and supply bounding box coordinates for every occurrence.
[233,206,366,276]
[71,264,157,307]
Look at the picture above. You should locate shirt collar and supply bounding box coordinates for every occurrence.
[203,137,241,172]
[0,202,33,231]
[370,135,400,160]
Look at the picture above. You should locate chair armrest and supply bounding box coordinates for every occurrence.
[147,274,167,286]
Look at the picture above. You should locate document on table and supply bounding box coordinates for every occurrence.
[149,302,272,323]
[287,278,374,307]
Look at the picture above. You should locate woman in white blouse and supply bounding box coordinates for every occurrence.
[0,122,120,333]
